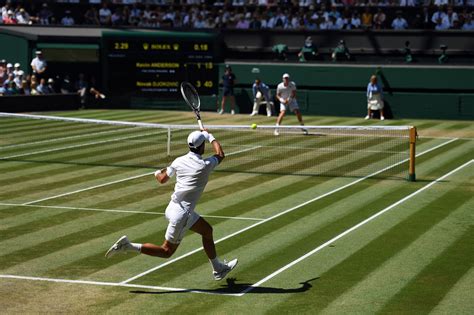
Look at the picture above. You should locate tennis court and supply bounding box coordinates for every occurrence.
[1,109,473,313]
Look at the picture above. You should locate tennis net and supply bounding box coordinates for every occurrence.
[0,112,416,180]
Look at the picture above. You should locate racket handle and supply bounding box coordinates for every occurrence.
[197,119,204,130]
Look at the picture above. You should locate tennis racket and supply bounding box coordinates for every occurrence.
[180,82,204,130]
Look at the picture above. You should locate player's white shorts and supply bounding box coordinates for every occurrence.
[165,200,200,244]
[280,100,299,112]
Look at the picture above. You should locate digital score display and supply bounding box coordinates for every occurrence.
[103,32,219,99]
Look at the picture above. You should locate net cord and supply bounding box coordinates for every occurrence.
[0,112,412,132]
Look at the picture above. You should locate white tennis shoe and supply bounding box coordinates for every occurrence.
[231,110,235,115]
[213,259,238,281]
[274,129,279,136]
[364,115,370,120]
[380,116,385,121]
[105,235,133,258]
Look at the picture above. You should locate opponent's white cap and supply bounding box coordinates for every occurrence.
[187,131,205,149]
[282,73,290,78]
[6,63,13,68]
[14,63,20,68]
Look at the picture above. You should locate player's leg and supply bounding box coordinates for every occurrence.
[293,106,308,135]
[189,217,216,259]
[141,240,179,258]
[219,95,226,114]
[229,91,236,115]
[190,217,238,280]
[365,108,371,119]
[275,109,286,136]
[380,108,385,120]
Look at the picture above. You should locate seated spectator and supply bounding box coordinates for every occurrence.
[47,78,56,93]
[0,59,7,85]
[462,15,474,30]
[361,7,373,29]
[84,6,100,25]
[235,15,250,29]
[392,11,408,30]
[4,81,18,95]
[351,11,362,29]
[36,78,49,95]
[16,8,33,24]
[99,2,112,25]
[434,0,449,5]
[443,6,458,29]
[111,8,125,26]
[13,63,22,77]
[373,8,386,29]
[431,6,447,27]
[30,81,39,96]
[13,70,24,87]
[6,63,13,76]
[332,40,351,61]
[306,17,318,30]
[38,3,53,25]
[61,10,74,26]
[19,79,30,95]
[76,73,88,104]
[3,10,16,24]
[298,36,318,62]
[434,17,450,30]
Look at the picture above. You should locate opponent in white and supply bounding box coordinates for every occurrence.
[106,130,237,281]
[274,73,307,136]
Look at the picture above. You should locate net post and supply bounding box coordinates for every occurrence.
[167,127,171,157]
[408,126,417,182]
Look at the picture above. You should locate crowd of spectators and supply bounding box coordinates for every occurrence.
[1,1,474,30]
[0,54,105,101]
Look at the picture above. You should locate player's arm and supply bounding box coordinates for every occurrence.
[277,89,287,104]
[202,130,225,164]
[154,168,170,184]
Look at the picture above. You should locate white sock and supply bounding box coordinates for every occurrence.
[210,257,223,271]
[130,242,142,253]
[275,123,279,127]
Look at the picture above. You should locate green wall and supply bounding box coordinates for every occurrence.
[0,33,29,73]
[217,63,474,120]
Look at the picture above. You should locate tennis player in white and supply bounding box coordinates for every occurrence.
[105,130,238,281]
[274,73,307,136]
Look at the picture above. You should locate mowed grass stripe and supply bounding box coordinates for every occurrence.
[263,181,472,314]
[0,138,420,278]
[378,225,474,314]
[133,141,470,286]
[319,190,473,314]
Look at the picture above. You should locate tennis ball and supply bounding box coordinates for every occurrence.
[251,123,257,130]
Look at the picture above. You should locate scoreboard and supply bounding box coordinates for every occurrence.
[102,31,221,100]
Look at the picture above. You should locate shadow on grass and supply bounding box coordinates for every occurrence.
[130,277,319,295]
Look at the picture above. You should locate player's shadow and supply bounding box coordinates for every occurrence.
[130,277,319,295]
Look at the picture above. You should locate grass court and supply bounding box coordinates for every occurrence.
[0,109,473,313]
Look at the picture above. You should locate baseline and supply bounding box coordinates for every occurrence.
[0,274,239,296]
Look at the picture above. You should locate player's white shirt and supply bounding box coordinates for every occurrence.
[166,151,219,211]
[30,57,47,73]
[277,81,297,101]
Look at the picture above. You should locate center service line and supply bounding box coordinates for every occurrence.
[121,138,458,284]
[239,159,473,296]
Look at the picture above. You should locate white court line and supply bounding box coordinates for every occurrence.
[0,203,264,221]
[0,128,131,149]
[121,138,458,284]
[0,274,238,296]
[239,159,474,296]
[0,130,166,160]
[22,145,262,205]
